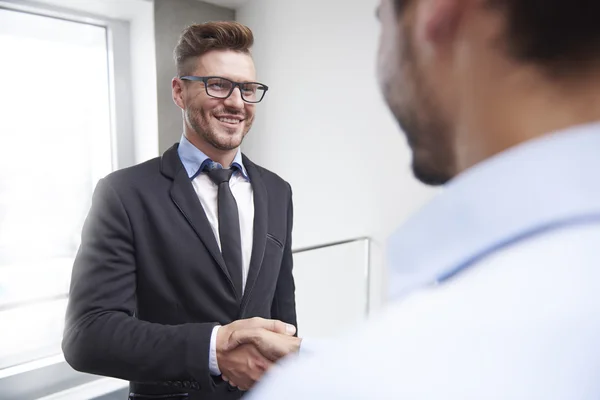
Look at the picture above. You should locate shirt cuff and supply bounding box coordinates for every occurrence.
[209,325,221,376]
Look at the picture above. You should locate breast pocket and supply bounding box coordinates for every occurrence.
[263,233,285,281]
[266,233,284,249]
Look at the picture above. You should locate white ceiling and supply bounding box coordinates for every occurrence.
[200,0,251,10]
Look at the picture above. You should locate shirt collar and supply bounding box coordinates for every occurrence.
[177,134,249,181]
[387,121,600,299]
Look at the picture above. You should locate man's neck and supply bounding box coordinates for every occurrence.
[185,132,238,167]
[456,66,600,173]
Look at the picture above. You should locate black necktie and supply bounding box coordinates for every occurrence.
[206,166,243,298]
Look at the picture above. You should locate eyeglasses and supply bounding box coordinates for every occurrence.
[179,76,269,103]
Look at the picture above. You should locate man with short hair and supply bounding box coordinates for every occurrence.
[247,0,600,398]
[63,21,301,399]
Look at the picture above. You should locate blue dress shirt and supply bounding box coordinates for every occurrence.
[177,134,249,180]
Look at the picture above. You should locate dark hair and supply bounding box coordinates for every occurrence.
[174,21,254,76]
[489,0,600,73]
[395,0,600,73]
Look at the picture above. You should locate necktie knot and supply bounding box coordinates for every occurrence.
[206,164,235,185]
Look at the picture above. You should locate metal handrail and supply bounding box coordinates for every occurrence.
[292,236,370,254]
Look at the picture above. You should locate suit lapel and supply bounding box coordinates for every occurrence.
[242,155,268,306]
[161,145,235,294]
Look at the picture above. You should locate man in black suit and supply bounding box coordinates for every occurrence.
[62,21,301,399]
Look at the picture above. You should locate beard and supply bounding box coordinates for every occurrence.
[378,25,455,186]
[185,104,253,151]
[389,74,453,186]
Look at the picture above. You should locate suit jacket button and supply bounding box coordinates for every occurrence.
[183,381,191,388]
[174,381,183,388]
[192,382,200,390]
[227,384,237,392]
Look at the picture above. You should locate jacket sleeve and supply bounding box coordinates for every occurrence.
[270,183,298,336]
[62,178,216,392]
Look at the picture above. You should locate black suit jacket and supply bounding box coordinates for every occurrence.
[62,144,297,399]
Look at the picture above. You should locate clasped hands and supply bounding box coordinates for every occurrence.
[216,317,301,391]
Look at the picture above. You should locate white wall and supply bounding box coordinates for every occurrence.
[236,0,436,310]
[294,239,370,338]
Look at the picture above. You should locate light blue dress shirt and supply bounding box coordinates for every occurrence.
[247,122,600,399]
[177,134,249,180]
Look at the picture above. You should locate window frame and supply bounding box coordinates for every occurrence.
[0,0,136,397]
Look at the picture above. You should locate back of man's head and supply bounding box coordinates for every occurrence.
[392,0,600,72]
[486,0,600,75]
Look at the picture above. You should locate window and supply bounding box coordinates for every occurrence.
[0,7,113,370]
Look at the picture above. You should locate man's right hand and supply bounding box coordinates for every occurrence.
[216,317,298,390]
[223,324,302,361]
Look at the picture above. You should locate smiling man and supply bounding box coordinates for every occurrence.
[63,22,301,400]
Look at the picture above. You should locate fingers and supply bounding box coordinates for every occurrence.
[224,327,262,352]
[236,317,296,336]
[230,328,280,360]
[227,328,300,361]
[221,318,296,353]
[223,376,244,392]
[262,318,296,336]
[221,345,272,391]
[248,346,274,373]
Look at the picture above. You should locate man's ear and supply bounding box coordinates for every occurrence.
[172,77,185,110]
[419,0,462,45]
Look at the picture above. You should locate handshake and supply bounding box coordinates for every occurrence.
[216,317,302,391]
